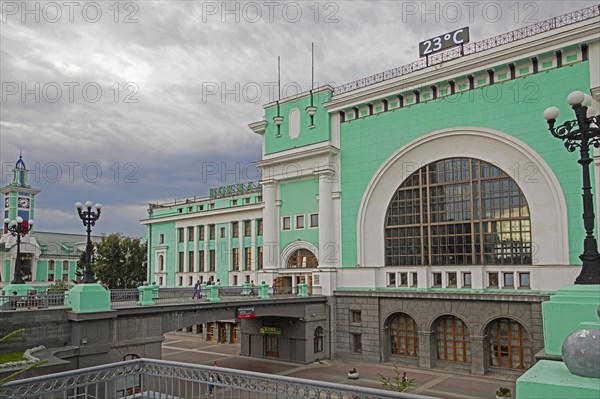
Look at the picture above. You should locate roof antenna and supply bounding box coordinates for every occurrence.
[273,56,283,137]
[306,43,317,128]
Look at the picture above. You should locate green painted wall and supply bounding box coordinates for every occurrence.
[279,178,319,252]
[340,62,592,267]
[36,260,48,282]
[264,90,332,155]
[151,221,176,286]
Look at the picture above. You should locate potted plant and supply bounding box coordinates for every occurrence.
[496,387,512,398]
[348,367,359,379]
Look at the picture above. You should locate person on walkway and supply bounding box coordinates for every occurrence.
[402,372,408,383]
[208,361,218,396]
[193,280,202,299]
[250,280,256,297]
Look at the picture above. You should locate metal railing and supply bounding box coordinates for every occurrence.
[0,292,66,311]
[0,358,431,399]
[111,289,140,308]
[333,5,600,95]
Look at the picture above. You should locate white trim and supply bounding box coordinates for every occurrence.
[281,215,291,231]
[357,126,569,268]
[308,212,319,229]
[280,241,319,269]
[294,214,305,230]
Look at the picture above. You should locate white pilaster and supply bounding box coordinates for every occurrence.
[317,169,335,267]
[238,220,244,271]
[203,226,208,273]
[262,181,279,269]
[193,225,199,273]
[250,219,256,271]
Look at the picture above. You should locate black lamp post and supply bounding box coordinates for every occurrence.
[544,90,600,284]
[3,216,34,284]
[75,201,102,284]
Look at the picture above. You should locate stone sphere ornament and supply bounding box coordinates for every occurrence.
[561,327,600,378]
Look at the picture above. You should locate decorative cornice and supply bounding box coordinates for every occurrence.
[256,143,339,167]
[248,120,267,136]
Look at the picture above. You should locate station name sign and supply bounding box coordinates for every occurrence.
[209,181,261,199]
[419,27,469,57]
[237,307,256,319]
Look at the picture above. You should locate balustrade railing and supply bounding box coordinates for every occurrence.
[0,292,65,311]
[0,358,430,399]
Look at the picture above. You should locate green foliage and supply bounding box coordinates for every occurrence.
[93,233,147,289]
[496,387,512,397]
[0,328,25,344]
[378,363,415,393]
[0,352,25,364]
[47,280,70,292]
[0,329,47,387]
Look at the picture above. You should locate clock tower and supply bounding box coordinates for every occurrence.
[1,154,41,234]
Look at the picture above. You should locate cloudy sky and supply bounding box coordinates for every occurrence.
[1,0,597,237]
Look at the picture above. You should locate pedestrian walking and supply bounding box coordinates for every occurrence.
[208,361,218,396]
[193,280,202,299]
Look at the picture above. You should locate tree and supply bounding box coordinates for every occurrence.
[92,233,147,289]
[378,363,415,393]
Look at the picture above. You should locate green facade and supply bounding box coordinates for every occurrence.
[279,178,319,252]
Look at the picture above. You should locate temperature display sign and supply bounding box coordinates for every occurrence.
[419,27,470,57]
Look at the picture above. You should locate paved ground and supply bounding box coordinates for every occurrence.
[161,334,517,399]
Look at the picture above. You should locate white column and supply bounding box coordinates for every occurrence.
[203,226,209,273]
[238,220,244,271]
[250,219,256,271]
[317,170,335,267]
[193,225,199,273]
[262,181,279,269]
[183,227,189,274]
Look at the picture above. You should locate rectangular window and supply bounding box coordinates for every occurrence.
[244,221,251,237]
[178,228,184,243]
[503,272,515,288]
[188,276,193,286]
[400,272,408,287]
[350,310,362,324]
[159,234,164,244]
[232,222,239,238]
[257,196,262,202]
[488,272,499,288]
[188,226,194,241]
[178,276,183,286]
[62,261,69,270]
[433,272,442,287]
[387,272,396,287]
[232,199,237,206]
[220,227,225,238]
[209,250,215,272]
[310,213,319,227]
[258,246,263,270]
[245,197,250,204]
[257,219,263,236]
[233,275,238,285]
[178,252,184,272]
[245,247,252,270]
[199,250,205,272]
[159,277,163,285]
[282,217,291,230]
[463,272,472,288]
[188,251,194,272]
[48,274,54,282]
[411,273,418,287]
[352,333,362,353]
[210,203,215,209]
[519,272,530,288]
[447,272,457,287]
[199,226,205,241]
[232,248,239,271]
[209,225,215,240]
[296,215,305,229]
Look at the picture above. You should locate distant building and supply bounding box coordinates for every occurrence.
[147,5,599,373]
[1,155,98,289]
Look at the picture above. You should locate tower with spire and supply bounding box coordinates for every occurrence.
[1,153,41,234]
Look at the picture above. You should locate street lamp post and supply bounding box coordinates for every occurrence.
[3,216,34,284]
[544,90,600,284]
[75,201,102,284]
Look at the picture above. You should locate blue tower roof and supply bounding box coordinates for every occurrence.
[15,154,26,170]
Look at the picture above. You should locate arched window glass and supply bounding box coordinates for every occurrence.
[287,249,318,269]
[389,313,418,357]
[158,255,164,271]
[385,158,532,266]
[436,315,469,363]
[314,326,324,353]
[488,318,531,370]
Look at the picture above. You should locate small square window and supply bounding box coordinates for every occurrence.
[257,196,262,202]
[387,273,396,287]
[350,310,361,324]
[296,215,305,229]
[447,272,457,287]
[503,272,514,288]
[432,272,442,287]
[245,198,250,204]
[232,200,237,206]
[210,203,215,209]
[519,272,530,288]
[399,272,408,287]
[310,213,319,227]
[463,272,472,288]
[352,333,362,353]
[282,217,291,230]
[488,272,499,288]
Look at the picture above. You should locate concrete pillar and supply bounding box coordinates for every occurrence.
[470,335,488,375]
[193,225,199,273]
[262,181,279,270]
[250,219,256,271]
[203,226,209,273]
[238,220,244,271]
[183,226,188,274]
[316,170,335,267]
[418,330,435,368]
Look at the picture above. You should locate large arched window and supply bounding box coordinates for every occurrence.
[488,318,531,370]
[287,249,318,269]
[389,313,418,358]
[436,315,469,363]
[385,158,532,266]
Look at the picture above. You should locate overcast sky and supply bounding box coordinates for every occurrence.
[1,0,597,237]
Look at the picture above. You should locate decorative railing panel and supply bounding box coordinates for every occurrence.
[0,358,434,398]
[333,5,600,96]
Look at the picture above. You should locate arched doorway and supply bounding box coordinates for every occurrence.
[287,248,318,269]
[487,318,531,370]
[388,313,418,358]
[435,315,470,363]
[384,157,532,266]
